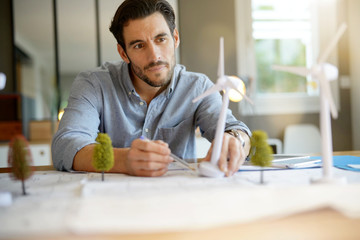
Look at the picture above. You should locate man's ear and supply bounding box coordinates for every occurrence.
[117,44,130,63]
[173,28,180,49]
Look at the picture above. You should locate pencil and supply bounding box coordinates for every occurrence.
[140,136,196,171]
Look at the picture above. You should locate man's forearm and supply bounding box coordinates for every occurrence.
[73,144,129,173]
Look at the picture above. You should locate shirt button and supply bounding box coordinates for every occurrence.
[145,128,149,133]
[139,102,144,106]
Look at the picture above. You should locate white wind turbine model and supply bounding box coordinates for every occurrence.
[193,37,253,178]
[273,23,347,184]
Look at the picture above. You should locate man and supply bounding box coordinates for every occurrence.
[52,0,251,177]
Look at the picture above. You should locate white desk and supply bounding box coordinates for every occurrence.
[1,153,360,240]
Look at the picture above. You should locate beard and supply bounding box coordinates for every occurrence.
[129,56,175,88]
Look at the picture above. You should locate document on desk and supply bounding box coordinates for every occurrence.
[71,181,360,235]
[1,167,360,237]
[271,154,321,168]
[168,161,198,171]
[332,155,360,172]
[241,154,321,170]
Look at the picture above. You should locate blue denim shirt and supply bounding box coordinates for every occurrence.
[52,61,251,171]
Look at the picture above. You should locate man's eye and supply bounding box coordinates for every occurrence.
[134,44,143,49]
[158,37,166,43]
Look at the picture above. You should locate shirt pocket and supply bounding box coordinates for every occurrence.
[156,116,196,157]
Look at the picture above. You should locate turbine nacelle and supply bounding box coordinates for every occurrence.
[192,75,253,104]
[312,63,338,81]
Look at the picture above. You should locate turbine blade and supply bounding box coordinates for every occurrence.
[226,78,254,105]
[192,85,222,103]
[235,89,254,105]
[272,65,311,77]
[319,72,338,119]
[241,93,254,105]
[318,23,347,64]
[218,37,224,78]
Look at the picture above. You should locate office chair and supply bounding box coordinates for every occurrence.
[283,124,322,154]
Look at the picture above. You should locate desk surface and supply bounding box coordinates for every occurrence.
[6,209,359,240]
[334,150,360,157]
[1,152,360,240]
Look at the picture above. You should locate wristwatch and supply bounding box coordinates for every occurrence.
[226,129,245,147]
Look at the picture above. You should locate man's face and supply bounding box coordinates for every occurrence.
[118,12,179,88]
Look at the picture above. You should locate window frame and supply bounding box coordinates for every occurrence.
[235,0,340,116]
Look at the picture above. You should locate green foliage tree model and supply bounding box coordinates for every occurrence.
[249,130,274,184]
[92,133,114,181]
[7,135,34,195]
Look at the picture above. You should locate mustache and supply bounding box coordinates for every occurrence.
[144,61,169,70]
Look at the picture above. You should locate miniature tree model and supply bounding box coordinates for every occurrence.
[249,130,273,184]
[7,135,34,195]
[92,133,114,181]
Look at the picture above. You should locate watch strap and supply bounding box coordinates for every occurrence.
[226,129,245,147]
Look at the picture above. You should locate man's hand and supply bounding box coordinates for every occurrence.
[73,138,173,177]
[125,138,174,177]
[203,131,250,177]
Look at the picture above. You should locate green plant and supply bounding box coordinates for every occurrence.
[249,130,274,184]
[92,133,114,181]
[7,135,33,195]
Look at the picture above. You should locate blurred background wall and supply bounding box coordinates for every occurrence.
[1,0,359,151]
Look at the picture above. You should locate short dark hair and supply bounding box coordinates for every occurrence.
[109,0,176,51]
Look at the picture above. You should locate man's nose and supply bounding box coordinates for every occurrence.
[147,43,161,62]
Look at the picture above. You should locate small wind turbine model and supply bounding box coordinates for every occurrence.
[193,37,253,177]
[273,23,347,184]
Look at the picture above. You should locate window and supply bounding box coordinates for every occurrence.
[252,0,312,94]
[235,0,340,115]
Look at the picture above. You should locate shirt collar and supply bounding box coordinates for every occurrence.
[121,62,137,96]
[166,65,179,96]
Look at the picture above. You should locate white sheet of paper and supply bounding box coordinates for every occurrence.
[0,192,12,207]
[0,169,360,238]
[348,164,360,169]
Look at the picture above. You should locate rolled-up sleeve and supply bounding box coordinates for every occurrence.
[51,72,101,171]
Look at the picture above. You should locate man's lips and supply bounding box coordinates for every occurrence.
[144,61,169,72]
[147,65,166,72]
